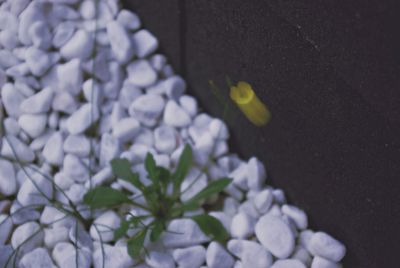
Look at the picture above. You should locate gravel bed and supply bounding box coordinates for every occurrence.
[0,0,346,267]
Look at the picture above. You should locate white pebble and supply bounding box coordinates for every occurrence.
[44,227,69,249]
[11,221,43,255]
[145,251,175,268]
[99,133,121,166]
[1,83,25,117]
[311,256,342,268]
[227,239,273,268]
[0,29,19,50]
[18,1,44,45]
[164,100,192,127]
[255,214,295,259]
[0,159,17,196]
[42,132,64,165]
[79,0,96,20]
[63,154,88,183]
[253,188,274,214]
[309,232,346,262]
[154,125,178,154]
[18,114,47,138]
[230,212,256,239]
[271,259,306,268]
[173,245,206,268]
[63,134,91,157]
[28,21,51,50]
[162,218,210,248]
[69,222,93,250]
[180,168,208,202]
[127,59,157,87]
[0,214,13,244]
[209,211,232,231]
[1,135,35,162]
[52,242,92,268]
[206,241,234,268]
[66,103,100,134]
[93,244,135,268]
[20,87,53,114]
[52,21,76,48]
[112,117,141,141]
[132,29,159,58]
[282,204,308,230]
[57,59,83,95]
[60,29,94,60]
[107,20,134,63]
[52,91,78,114]
[117,9,140,30]
[54,172,75,190]
[20,247,56,268]
[17,169,53,206]
[129,94,165,127]
[90,210,121,242]
[25,47,52,76]
[247,157,266,190]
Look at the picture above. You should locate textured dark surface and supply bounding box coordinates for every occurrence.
[123,1,400,267]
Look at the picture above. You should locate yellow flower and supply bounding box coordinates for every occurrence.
[230,81,271,126]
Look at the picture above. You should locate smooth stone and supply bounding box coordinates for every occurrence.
[89,210,121,242]
[282,205,308,230]
[309,232,346,262]
[0,159,17,196]
[1,135,35,162]
[0,29,19,50]
[28,21,51,50]
[271,259,307,268]
[162,218,210,248]
[25,47,51,76]
[82,79,103,106]
[54,172,75,190]
[154,125,178,154]
[20,87,53,114]
[10,201,40,225]
[11,221,43,255]
[0,244,15,268]
[117,9,140,30]
[57,59,83,95]
[63,134,91,157]
[118,82,142,109]
[132,29,158,58]
[253,189,274,214]
[93,244,135,268]
[18,114,47,138]
[1,83,25,117]
[227,239,273,268]
[52,21,76,48]
[79,0,96,20]
[107,20,134,63]
[99,133,120,166]
[230,213,256,239]
[173,245,206,268]
[179,95,198,118]
[19,248,56,268]
[209,212,232,232]
[164,100,192,127]
[112,117,141,141]
[44,227,69,249]
[127,59,157,87]
[255,214,295,259]
[18,1,44,45]
[145,251,175,268]
[52,242,92,268]
[63,154,89,183]
[65,184,87,204]
[247,157,266,190]
[69,222,93,250]
[40,206,73,229]
[0,214,13,244]
[60,29,94,60]
[42,132,64,165]
[180,168,208,202]
[129,94,165,127]
[17,169,53,206]
[52,91,78,114]
[160,75,186,99]
[66,103,100,134]
[206,242,235,268]
[311,256,342,268]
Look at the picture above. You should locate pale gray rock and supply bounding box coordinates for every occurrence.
[63,134,91,157]
[206,242,234,268]
[28,21,51,50]
[63,154,89,183]
[0,244,15,268]
[129,94,165,127]
[60,29,94,60]
[18,1,44,45]
[1,135,35,162]
[107,20,134,63]
[154,125,178,154]
[44,226,69,249]
[253,188,274,214]
[309,232,346,262]
[82,79,103,106]
[145,251,175,268]
[311,256,342,268]
[10,201,40,225]
[0,50,21,69]
[20,87,53,114]
[17,168,53,206]
[65,183,87,204]
[150,54,167,71]
[66,103,100,134]
[255,214,295,259]
[118,82,142,109]
[179,95,198,118]
[164,100,192,127]
[0,214,13,244]
[3,118,20,136]
[0,29,19,50]
[227,239,273,268]
[69,222,93,250]
[162,218,210,248]
[160,75,186,99]
[127,59,157,87]
[1,83,25,117]
[180,168,208,202]
[173,245,206,268]
[132,29,158,58]
[52,21,76,48]
[42,131,64,165]
[0,159,16,196]
[99,133,120,166]
[282,204,308,230]
[93,244,135,268]
[57,59,83,96]
[54,172,75,190]
[230,212,256,239]
[112,117,141,141]
[25,46,52,76]
[271,259,307,268]
[247,157,266,190]
[11,221,43,255]
[52,242,92,268]
[52,91,78,114]
[18,114,47,138]
[19,248,56,268]
[79,0,96,20]
[89,210,121,242]
[117,9,140,30]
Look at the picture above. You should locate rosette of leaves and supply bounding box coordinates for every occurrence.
[83,144,231,259]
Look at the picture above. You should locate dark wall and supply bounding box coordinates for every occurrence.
[123,1,400,267]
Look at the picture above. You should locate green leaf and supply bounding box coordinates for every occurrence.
[114,220,130,240]
[150,221,164,242]
[111,158,144,191]
[127,229,147,259]
[83,186,131,208]
[192,214,229,242]
[173,144,193,195]
[145,153,157,181]
[182,178,231,211]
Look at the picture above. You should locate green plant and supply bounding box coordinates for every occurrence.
[83,144,232,259]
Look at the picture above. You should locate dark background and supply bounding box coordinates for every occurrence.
[123,1,400,267]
